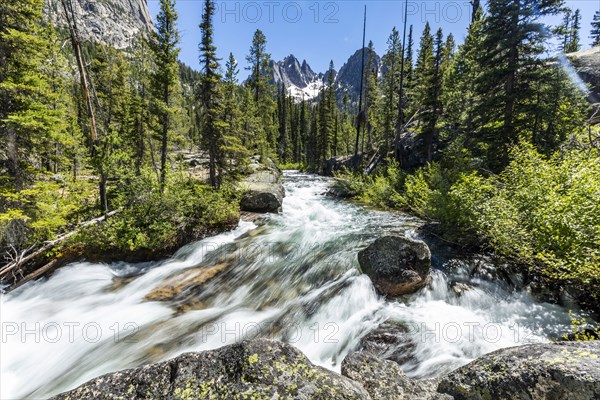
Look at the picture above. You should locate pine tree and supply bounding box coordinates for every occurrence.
[129,37,154,173]
[569,9,581,52]
[591,10,600,47]
[442,8,484,147]
[403,25,415,117]
[564,9,581,53]
[324,61,336,158]
[340,93,354,156]
[307,105,319,166]
[222,52,249,176]
[364,42,381,153]
[471,0,481,23]
[149,0,181,190]
[198,0,226,187]
[474,0,562,170]
[382,27,402,153]
[556,8,572,52]
[245,30,276,155]
[90,44,135,195]
[0,0,69,190]
[298,100,308,163]
[413,23,436,161]
[277,84,290,162]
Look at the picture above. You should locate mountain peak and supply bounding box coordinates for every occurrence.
[270,55,323,100]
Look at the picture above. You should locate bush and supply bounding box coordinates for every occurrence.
[0,178,97,256]
[449,144,600,286]
[75,173,240,258]
[356,161,406,209]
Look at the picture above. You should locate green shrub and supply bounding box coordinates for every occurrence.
[357,161,406,209]
[448,144,600,285]
[76,173,240,256]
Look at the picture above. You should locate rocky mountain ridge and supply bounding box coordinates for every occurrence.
[44,0,154,49]
[270,48,380,104]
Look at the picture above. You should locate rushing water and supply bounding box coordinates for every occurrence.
[0,172,586,399]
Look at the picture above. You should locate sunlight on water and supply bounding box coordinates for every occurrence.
[0,172,583,399]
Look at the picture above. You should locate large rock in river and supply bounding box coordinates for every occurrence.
[358,236,431,296]
[239,168,285,213]
[51,339,370,400]
[437,340,600,400]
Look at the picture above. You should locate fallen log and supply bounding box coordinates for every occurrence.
[0,209,120,285]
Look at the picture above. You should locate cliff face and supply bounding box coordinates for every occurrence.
[45,0,154,49]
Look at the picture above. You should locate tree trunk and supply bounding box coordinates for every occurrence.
[6,126,20,190]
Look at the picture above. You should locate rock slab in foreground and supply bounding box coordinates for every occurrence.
[51,339,369,400]
[358,236,431,296]
[342,351,451,400]
[437,341,600,400]
[240,168,285,213]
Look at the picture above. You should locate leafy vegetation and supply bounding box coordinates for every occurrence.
[74,173,239,258]
[1,0,600,315]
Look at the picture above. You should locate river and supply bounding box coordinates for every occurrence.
[0,171,583,399]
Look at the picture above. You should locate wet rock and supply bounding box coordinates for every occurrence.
[239,211,268,225]
[342,351,451,400]
[358,320,416,366]
[144,262,229,302]
[240,166,285,213]
[51,339,370,400]
[437,341,600,400]
[358,236,431,296]
[449,281,474,297]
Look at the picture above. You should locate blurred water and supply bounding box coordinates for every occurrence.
[0,171,582,399]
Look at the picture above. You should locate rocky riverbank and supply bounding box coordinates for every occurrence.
[52,338,600,399]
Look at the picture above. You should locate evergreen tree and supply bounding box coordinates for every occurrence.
[591,10,600,46]
[90,44,136,197]
[149,0,181,190]
[561,8,581,53]
[403,25,415,118]
[340,93,354,156]
[199,0,226,187]
[298,100,308,163]
[221,53,249,176]
[364,42,381,153]
[556,8,573,52]
[413,23,436,161]
[471,0,481,23]
[473,0,562,170]
[568,9,581,53]
[277,84,290,162]
[442,8,484,147]
[130,37,155,173]
[0,0,69,190]
[245,30,276,155]
[307,105,319,166]
[382,27,402,153]
[325,61,336,158]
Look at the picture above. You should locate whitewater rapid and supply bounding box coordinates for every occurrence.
[0,172,582,399]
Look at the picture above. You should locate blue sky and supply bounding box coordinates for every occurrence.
[148,0,600,77]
